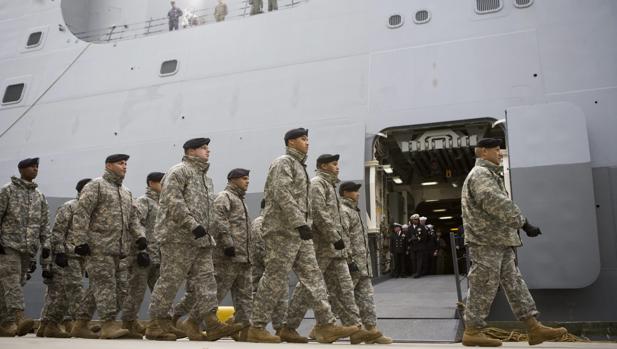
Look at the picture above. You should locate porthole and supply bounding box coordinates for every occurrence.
[513,0,533,8]
[160,59,178,76]
[387,14,404,29]
[26,32,42,48]
[413,10,431,24]
[2,83,25,105]
[475,0,503,14]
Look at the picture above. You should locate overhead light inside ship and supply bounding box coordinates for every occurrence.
[392,176,403,184]
[421,181,438,186]
[451,182,459,188]
[450,227,459,231]
[439,216,453,220]
[425,199,439,202]
[433,209,446,212]
[382,164,393,174]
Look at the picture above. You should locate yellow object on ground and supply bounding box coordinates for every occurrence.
[217,306,235,323]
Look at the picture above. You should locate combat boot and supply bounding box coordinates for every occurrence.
[44,321,71,338]
[144,319,176,341]
[99,320,129,339]
[277,326,309,343]
[246,326,281,343]
[0,322,16,337]
[159,318,187,339]
[313,322,360,343]
[462,328,502,347]
[350,324,382,344]
[15,310,33,336]
[62,319,73,333]
[70,319,99,339]
[524,317,567,345]
[308,326,316,339]
[171,314,182,327]
[203,311,244,341]
[177,317,207,341]
[121,320,143,339]
[36,320,48,337]
[367,335,394,344]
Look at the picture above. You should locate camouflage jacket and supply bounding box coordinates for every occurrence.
[310,170,346,259]
[250,214,265,267]
[71,170,145,256]
[155,155,215,248]
[135,187,161,264]
[461,158,525,247]
[262,147,311,237]
[50,198,79,257]
[341,197,372,277]
[0,176,49,257]
[212,183,251,263]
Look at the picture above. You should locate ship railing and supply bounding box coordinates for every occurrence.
[70,0,307,44]
[450,232,470,320]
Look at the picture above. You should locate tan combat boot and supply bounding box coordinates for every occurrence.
[350,324,383,344]
[246,326,281,343]
[70,319,99,339]
[144,319,176,341]
[313,322,360,343]
[203,311,244,341]
[159,318,187,339]
[367,335,394,344]
[0,322,16,337]
[308,326,316,339]
[177,317,207,341]
[121,320,144,339]
[277,326,309,343]
[462,328,502,347]
[171,314,182,327]
[524,317,567,345]
[44,321,71,338]
[36,320,48,337]
[15,310,34,336]
[99,320,129,339]
[62,319,73,333]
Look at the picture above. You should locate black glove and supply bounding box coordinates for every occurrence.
[42,269,53,279]
[348,261,359,273]
[224,246,236,257]
[84,271,89,278]
[28,260,37,273]
[297,225,312,240]
[0,244,5,255]
[54,253,69,268]
[522,220,542,237]
[135,237,147,250]
[41,247,50,259]
[333,239,345,250]
[26,273,32,281]
[136,251,151,267]
[192,225,207,239]
[74,243,91,256]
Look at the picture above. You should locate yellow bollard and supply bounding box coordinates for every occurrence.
[217,306,235,323]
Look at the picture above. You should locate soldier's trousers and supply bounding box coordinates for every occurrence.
[251,263,288,330]
[331,273,377,328]
[41,257,84,323]
[149,243,217,321]
[214,260,252,325]
[287,257,360,329]
[0,248,28,322]
[251,232,336,328]
[121,257,160,321]
[464,245,538,329]
[76,254,124,321]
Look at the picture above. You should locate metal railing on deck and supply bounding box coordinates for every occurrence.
[450,231,470,319]
[70,0,307,43]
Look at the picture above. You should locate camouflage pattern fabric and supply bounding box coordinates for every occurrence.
[214,260,252,325]
[461,158,526,247]
[75,254,124,321]
[464,245,538,328]
[309,170,346,260]
[49,199,78,257]
[340,197,372,277]
[0,248,27,321]
[135,188,161,264]
[121,259,160,321]
[212,183,252,263]
[331,273,377,328]
[214,3,227,21]
[40,258,84,323]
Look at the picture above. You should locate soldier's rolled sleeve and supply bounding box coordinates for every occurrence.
[271,161,306,228]
[72,182,99,246]
[310,182,340,244]
[162,172,200,232]
[473,172,525,229]
[51,205,70,254]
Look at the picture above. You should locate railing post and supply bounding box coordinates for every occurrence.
[146,17,153,35]
[450,232,464,319]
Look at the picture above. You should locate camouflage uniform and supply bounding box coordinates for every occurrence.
[148,156,218,322]
[331,197,377,327]
[70,169,145,321]
[212,183,253,325]
[461,158,537,329]
[0,176,49,323]
[250,214,288,330]
[168,7,182,31]
[121,187,162,322]
[250,148,336,329]
[287,170,361,329]
[214,2,227,22]
[40,199,85,324]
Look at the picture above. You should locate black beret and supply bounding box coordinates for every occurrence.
[339,181,362,195]
[227,168,250,180]
[477,138,502,148]
[183,137,210,150]
[284,128,308,143]
[75,178,92,193]
[17,157,39,169]
[105,154,129,163]
[316,154,340,166]
[147,172,165,183]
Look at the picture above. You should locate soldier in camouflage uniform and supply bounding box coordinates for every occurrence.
[211,168,253,340]
[120,172,165,338]
[461,138,567,347]
[69,154,147,339]
[332,181,391,344]
[38,178,91,338]
[0,158,48,337]
[247,128,359,343]
[146,138,242,341]
[286,155,380,344]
